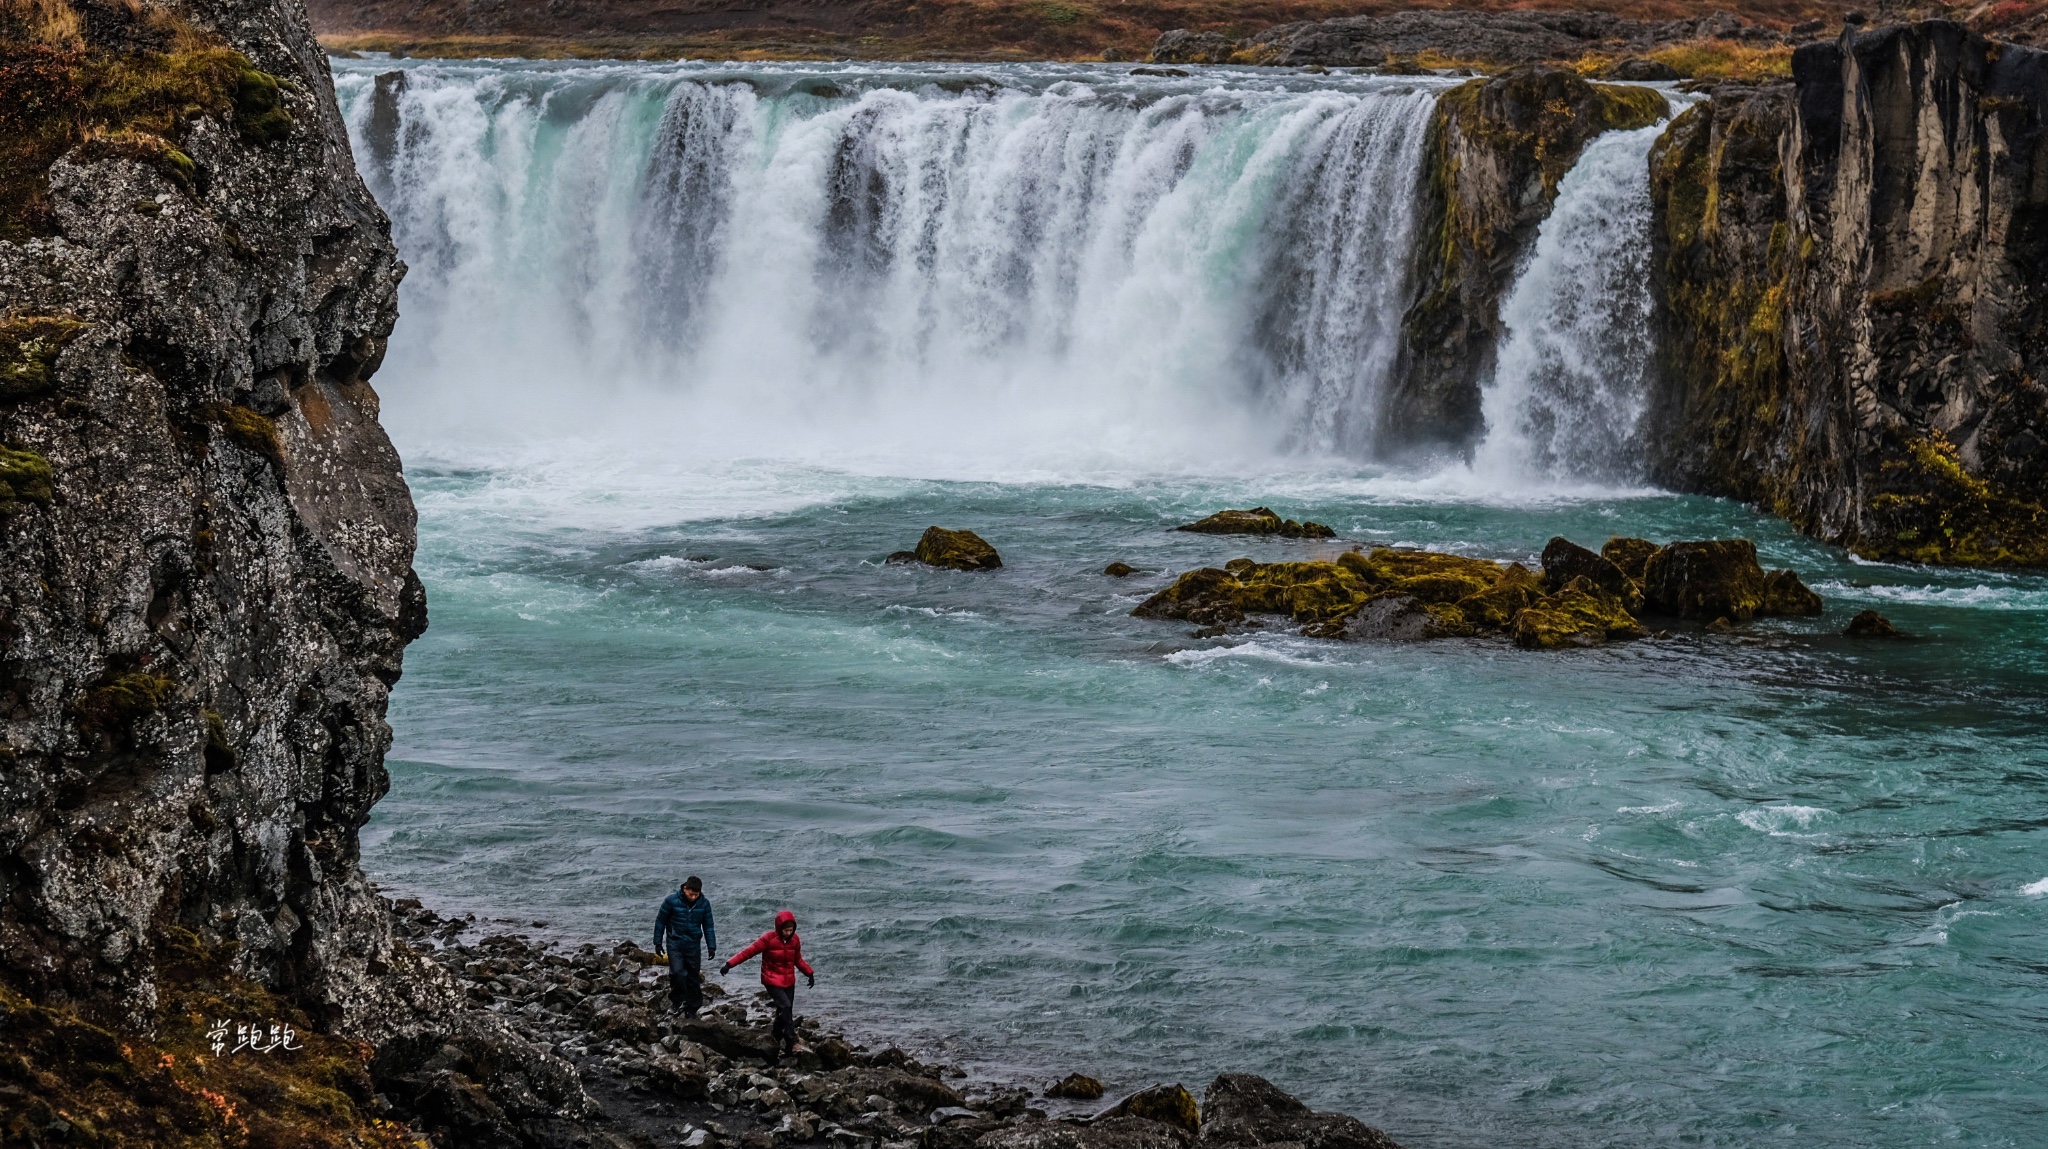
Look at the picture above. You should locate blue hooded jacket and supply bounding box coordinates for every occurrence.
[654,889,716,956]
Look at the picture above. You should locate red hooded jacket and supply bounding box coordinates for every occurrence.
[724,910,814,988]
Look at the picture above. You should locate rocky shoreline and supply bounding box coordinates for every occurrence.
[380,897,1407,1149]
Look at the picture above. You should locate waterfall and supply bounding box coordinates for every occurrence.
[334,62,1443,465]
[1469,109,1675,487]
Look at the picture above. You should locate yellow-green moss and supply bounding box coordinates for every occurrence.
[0,314,87,397]
[1,2,289,237]
[73,670,176,734]
[0,444,55,508]
[1509,577,1648,649]
[215,404,282,463]
[1865,433,2048,565]
[912,525,1002,570]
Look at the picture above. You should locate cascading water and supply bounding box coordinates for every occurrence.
[1469,106,1678,487]
[336,62,1445,465]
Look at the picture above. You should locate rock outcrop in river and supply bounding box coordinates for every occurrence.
[1646,21,2048,566]
[1133,536,1823,649]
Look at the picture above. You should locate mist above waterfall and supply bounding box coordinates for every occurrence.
[338,62,1450,477]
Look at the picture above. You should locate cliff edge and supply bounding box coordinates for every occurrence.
[1648,21,2048,564]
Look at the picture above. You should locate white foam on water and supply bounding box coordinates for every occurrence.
[1736,805,1831,836]
[2021,877,2048,896]
[1811,579,2048,611]
[1162,638,1335,669]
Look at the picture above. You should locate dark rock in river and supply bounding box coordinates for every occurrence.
[908,526,1004,570]
[1510,577,1649,649]
[1600,536,1661,582]
[1606,57,1682,81]
[1639,539,1770,621]
[1541,536,1642,610]
[1105,1083,1201,1134]
[1380,67,1667,458]
[1176,507,1336,538]
[1844,609,1903,637]
[1104,562,1139,577]
[1647,21,2048,566]
[1201,1072,1406,1149]
[1048,1072,1106,1099]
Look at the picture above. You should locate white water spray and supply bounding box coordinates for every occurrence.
[336,62,1444,470]
[1469,108,1674,487]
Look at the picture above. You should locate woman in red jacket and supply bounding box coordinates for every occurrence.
[721,909,815,1060]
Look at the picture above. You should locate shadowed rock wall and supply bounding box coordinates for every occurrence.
[1648,21,2048,564]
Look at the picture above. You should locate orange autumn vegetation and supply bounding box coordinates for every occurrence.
[0,928,415,1148]
[310,0,1863,63]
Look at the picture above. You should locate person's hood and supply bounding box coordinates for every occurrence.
[775,910,797,930]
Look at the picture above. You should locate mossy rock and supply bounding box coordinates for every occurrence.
[1327,593,1477,641]
[1540,536,1641,610]
[233,67,293,143]
[215,403,282,462]
[1047,1073,1104,1100]
[1105,1083,1200,1135]
[911,526,1002,570]
[1600,536,1660,582]
[1510,577,1649,649]
[1863,433,2048,565]
[1761,568,1824,616]
[0,445,55,509]
[1388,571,1495,604]
[0,315,87,397]
[72,670,176,734]
[1132,559,1376,627]
[1454,562,1541,628]
[1103,562,1137,577]
[1353,546,1504,586]
[1175,507,1335,539]
[1640,539,1768,621]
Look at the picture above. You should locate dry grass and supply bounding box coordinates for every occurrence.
[1645,38,1796,80]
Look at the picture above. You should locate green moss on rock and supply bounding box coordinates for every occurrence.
[910,526,1002,570]
[1510,576,1649,649]
[0,315,87,397]
[1863,432,2048,565]
[215,403,282,463]
[0,445,55,509]
[73,670,176,735]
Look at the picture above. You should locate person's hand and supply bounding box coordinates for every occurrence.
[805,972,815,989]
[719,962,731,975]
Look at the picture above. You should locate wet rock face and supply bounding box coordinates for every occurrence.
[0,0,424,1035]
[1648,20,2048,566]
[1381,68,1667,458]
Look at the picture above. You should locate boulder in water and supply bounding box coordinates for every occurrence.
[1175,507,1336,539]
[1762,568,1825,616]
[1047,1073,1105,1100]
[1640,539,1768,620]
[1600,536,1660,582]
[1510,576,1649,648]
[1103,562,1139,577]
[1843,609,1902,637]
[1455,562,1543,628]
[1103,1084,1200,1134]
[1541,536,1641,609]
[904,526,1002,570]
[1332,594,1475,641]
[1200,1073,1405,1149]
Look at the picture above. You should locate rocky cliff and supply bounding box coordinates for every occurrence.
[1377,67,1666,458]
[1647,21,2048,564]
[0,1,603,1142]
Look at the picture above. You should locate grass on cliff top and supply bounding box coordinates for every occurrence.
[1571,38,1797,80]
[314,0,1855,63]
[0,929,416,1148]
[0,0,290,240]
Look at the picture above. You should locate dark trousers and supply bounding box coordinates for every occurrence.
[766,983,796,1052]
[667,946,703,1014]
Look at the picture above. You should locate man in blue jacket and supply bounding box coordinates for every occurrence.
[653,875,717,1017]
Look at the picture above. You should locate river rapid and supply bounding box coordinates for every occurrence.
[335,58,2048,1148]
